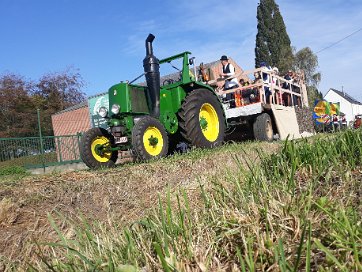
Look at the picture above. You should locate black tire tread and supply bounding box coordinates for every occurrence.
[253,113,274,141]
[178,89,225,148]
[80,127,118,169]
[132,116,169,161]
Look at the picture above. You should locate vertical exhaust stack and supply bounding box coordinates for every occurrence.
[143,33,160,118]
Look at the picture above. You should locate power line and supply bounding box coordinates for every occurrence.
[316,27,362,54]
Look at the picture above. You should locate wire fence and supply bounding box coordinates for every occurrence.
[0,134,82,170]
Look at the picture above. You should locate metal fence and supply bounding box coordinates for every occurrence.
[0,134,82,169]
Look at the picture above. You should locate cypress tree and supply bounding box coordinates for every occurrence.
[255,0,294,73]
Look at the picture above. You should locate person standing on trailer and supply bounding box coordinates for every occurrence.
[282,70,294,106]
[219,55,239,107]
[219,55,239,90]
[260,62,272,103]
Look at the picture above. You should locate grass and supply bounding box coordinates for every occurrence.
[8,130,362,271]
[0,152,57,170]
[0,166,30,185]
[0,165,28,176]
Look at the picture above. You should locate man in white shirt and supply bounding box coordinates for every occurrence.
[220,55,239,90]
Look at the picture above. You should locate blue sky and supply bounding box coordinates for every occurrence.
[1,0,361,101]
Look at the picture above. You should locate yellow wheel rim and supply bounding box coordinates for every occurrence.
[199,103,219,142]
[91,136,112,163]
[143,126,164,156]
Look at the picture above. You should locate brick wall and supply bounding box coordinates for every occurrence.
[51,104,91,136]
[51,104,91,162]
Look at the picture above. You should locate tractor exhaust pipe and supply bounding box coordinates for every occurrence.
[143,33,160,118]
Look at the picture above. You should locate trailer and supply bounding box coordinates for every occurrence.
[203,66,309,141]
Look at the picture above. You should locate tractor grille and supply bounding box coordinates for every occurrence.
[129,86,150,113]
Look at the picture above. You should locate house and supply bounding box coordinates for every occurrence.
[324,88,362,123]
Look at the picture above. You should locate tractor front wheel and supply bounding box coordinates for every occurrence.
[80,127,118,169]
[179,89,225,148]
[132,116,169,161]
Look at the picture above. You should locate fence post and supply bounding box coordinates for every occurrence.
[37,109,46,173]
[57,137,63,163]
[77,132,82,160]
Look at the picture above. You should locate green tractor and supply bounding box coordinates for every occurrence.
[80,34,226,169]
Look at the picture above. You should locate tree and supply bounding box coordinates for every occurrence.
[306,86,323,108]
[0,68,86,137]
[255,0,294,73]
[0,73,36,137]
[293,47,321,87]
[293,47,323,107]
[32,67,86,135]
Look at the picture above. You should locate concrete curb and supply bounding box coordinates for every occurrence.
[29,162,88,175]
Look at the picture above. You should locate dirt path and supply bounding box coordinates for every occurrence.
[0,142,278,269]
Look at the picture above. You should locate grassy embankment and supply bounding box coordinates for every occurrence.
[4,130,362,271]
[0,152,57,176]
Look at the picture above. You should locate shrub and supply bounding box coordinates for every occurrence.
[0,166,28,176]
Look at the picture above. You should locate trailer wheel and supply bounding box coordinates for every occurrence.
[132,116,169,161]
[80,127,118,169]
[179,89,225,148]
[253,113,274,141]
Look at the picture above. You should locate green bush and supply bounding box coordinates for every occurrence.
[0,165,28,176]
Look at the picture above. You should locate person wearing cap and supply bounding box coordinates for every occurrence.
[219,55,239,90]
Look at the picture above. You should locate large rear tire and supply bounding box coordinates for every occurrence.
[132,116,169,161]
[80,127,118,169]
[179,89,225,148]
[253,113,274,141]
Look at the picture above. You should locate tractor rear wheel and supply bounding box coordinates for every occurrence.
[179,89,225,148]
[132,116,169,161]
[253,113,274,141]
[80,127,118,169]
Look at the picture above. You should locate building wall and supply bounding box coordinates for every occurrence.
[51,106,91,136]
[352,103,362,117]
[87,93,109,129]
[51,105,91,162]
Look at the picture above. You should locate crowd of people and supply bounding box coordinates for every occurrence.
[216,55,303,108]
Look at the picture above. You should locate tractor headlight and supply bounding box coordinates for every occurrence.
[98,107,108,118]
[111,104,120,115]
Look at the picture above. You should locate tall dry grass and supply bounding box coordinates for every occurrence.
[23,130,362,271]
